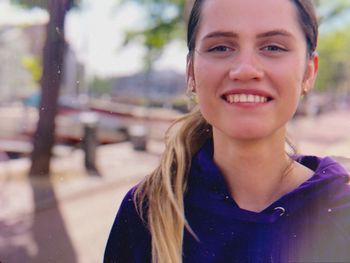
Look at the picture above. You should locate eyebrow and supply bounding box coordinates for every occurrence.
[201,31,238,41]
[201,29,294,41]
[256,29,295,39]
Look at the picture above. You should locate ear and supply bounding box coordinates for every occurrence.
[186,54,195,87]
[302,52,319,94]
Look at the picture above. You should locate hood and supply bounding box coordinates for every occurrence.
[187,139,350,224]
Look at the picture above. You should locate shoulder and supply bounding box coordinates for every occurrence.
[105,186,139,243]
[294,156,350,260]
[294,154,350,211]
[296,155,349,175]
[310,156,350,224]
[113,185,148,230]
[104,185,151,263]
[119,187,138,215]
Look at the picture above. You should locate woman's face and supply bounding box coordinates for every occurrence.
[189,0,318,141]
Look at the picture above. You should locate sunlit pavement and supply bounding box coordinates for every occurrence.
[0,109,350,263]
[0,141,163,263]
[288,109,350,170]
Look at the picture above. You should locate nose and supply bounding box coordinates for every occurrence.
[229,52,264,81]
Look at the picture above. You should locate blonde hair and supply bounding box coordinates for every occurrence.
[133,108,210,263]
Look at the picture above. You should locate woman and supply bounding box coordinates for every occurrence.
[104,0,350,262]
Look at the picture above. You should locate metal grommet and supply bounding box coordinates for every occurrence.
[274,206,286,216]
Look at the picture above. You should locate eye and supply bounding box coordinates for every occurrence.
[208,45,233,53]
[262,45,288,52]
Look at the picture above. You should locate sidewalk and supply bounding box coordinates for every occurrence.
[288,109,350,170]
[0,140,163,263]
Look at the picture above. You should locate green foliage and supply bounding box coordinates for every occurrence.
[316,27,350,91]
[22,55,43,83]
[91,77,113,96]
[308,0,350,92]
[316,0,350,24]
[124,0,186,69]
[10,0,79,10]
[11,0,48,9]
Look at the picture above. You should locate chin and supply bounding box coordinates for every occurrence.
[230,131,271,141]
[215,124,278,142]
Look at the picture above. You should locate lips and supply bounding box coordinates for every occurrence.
[221,90,273,104]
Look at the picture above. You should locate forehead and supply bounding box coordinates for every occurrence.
[198,0,303,39]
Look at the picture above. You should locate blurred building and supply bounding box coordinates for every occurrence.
[112,70,186,106]
[61,45,86,98]
[0,3,46,102]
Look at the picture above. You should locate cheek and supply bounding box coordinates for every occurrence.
[193,60,211,86]
[194,65,227,104]
[273,59,305,93]
[193,55,226,84]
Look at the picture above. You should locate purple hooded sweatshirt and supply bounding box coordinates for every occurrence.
[104,140,350,263]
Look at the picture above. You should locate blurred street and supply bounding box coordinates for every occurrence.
[0,109,350,263]
[0,140,163,263]
[288,109,350,160]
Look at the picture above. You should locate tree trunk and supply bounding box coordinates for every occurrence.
[29,0,72,176]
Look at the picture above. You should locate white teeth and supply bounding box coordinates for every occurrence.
[247,94,254,103]
[225,94,269,104]
[240,94,247,102]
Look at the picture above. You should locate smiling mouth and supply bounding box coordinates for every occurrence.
[222,94,273,104]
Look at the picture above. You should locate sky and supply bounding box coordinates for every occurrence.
[0,1,48,26]
[65,0,187,78]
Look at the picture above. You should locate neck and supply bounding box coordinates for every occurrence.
[212,128,298,212]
